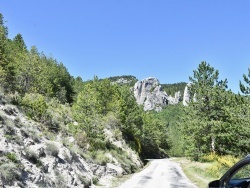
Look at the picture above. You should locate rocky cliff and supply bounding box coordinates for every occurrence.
[133,77,181,111]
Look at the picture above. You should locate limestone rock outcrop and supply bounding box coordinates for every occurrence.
[182,83,195,106]
[133,77,181,111]
[183,83,191,106]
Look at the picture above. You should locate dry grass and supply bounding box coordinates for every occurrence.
[172,158,218,188]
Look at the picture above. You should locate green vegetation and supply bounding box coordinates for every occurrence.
[0,163,20,185]
[0,12,169,169]
[45,141,59,157]
[161,82,187,97]
[107,75,138,86]
[174,154,240,188]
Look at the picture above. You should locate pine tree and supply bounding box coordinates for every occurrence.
[240,68,250,95]
[183,62,230,159]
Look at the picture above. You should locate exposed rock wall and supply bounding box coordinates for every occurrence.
[133,77,181,111]
[183,84,190,106]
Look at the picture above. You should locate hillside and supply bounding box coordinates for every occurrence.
[0,13,170,187]
[0,92,143,187]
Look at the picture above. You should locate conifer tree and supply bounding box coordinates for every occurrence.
[183,62,229,159]
[240,68,250,95]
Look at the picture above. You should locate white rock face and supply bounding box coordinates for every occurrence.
[183,84,191,106]
[168,91,181,105]
[134,77,180,111]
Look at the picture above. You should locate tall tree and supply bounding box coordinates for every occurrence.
[183,62,229,159]
[0,13,9,90]
[240,68,250,95]
[13,33,27,52]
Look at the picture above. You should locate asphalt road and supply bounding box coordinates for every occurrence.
[119,159,197,188]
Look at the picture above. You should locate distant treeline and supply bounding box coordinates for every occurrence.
[161,82,187,96]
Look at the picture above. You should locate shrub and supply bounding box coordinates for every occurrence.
[92,176,99,185]
[206,155,239,178]
[0,163,20,185]
[77,174,91,186]
[91,150,110,165]
[13,135,24,145]
[14,117,23,128]
[201,153,218,162]
[43,98,73,132]
[75,131,88,149]
[89,138,107,151]
[55,170,67,188]
[20,127,29,137]
[24,148,39,164]
[6,153,18,163]
[4,119,16,135]
[20,93,48,121]
[20,127,40,143]
[113,129,123,140]
[46,141,59,157]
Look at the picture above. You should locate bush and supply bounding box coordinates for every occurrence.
[201,153,218,162]
[89,138,107,151]
[75,131,88,149]
[0,163,20,185]
[6,153,18,163]
[77,174,91,186]
[46,141,59,157]
[24,147,39,164]
[91,150,110,166]
[20,93,48,121]
[206,155,239,178]
[4,119,16,135]
[20,127,40,143]
[14,117,23,128]
[92,176,99,185]
[55,170,67,188]
[43,98,73,132]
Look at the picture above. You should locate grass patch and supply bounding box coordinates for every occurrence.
[0,163,20,185]
[6,153,18,163]
[172,157,217,188]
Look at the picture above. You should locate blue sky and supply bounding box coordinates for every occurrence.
[1,1,250,93]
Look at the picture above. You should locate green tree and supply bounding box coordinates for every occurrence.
[0,13,10,90]
[240,68,250,95]
[72,77,117,148]
[183,62,229,159]
[13,33,27,52]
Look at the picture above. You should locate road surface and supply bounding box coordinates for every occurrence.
[119,159,197,188]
